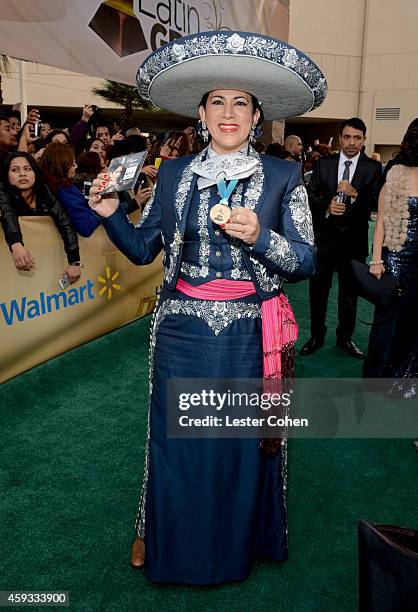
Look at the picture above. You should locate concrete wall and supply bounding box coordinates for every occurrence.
[289,0,418,155]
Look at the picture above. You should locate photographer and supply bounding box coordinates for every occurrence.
[70,104,96,154]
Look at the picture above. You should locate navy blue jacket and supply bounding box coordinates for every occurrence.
[102,150,316,299]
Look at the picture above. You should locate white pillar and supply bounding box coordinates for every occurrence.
[18,60,27,123]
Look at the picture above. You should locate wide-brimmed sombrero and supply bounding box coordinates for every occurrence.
[137,31,327,120]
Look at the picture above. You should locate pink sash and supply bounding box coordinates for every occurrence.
[176,278,298,379]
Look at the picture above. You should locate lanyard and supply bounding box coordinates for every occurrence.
[217,179,238,205]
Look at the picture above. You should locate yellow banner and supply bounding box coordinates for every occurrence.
[0,215,163,384]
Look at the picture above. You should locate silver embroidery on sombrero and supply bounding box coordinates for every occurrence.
[138,33,327,111]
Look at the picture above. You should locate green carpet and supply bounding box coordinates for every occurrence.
[1,276,417,612]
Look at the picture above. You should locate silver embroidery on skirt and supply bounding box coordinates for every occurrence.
[135,294,161,537]
[135,294,261,536]
[157,298,261,335]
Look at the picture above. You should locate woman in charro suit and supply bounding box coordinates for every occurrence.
[88,31,326,585]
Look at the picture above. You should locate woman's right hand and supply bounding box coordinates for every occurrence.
[89,173,120,218]
[369,263,385,279]
[12,243,35,270]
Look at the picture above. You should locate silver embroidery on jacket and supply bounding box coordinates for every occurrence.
[289,185,315,245]
[249,256,284,292]
[165,226,182,284]
[174,150,206,220]
[230,183,251,280]
[135,184,156,228]
[180,189,211,278]
[265,230,299,273]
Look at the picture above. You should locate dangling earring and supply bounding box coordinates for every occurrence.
[197,119,209,143]
[201,119,209,143]
[249,122,257,144]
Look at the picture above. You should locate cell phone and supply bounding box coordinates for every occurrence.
[33,120,42,138]
[83,181,92,199]
[59,274,71,289]
[154,157,162,169]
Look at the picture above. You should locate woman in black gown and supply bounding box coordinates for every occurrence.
[364,126,418,398]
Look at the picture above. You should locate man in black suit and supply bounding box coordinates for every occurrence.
[301,117,382,358]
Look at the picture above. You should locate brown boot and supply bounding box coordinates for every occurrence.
[130,536,145,568]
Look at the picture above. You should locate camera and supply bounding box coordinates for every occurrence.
[83,181,92,199]
[33,119,42,138]
[58,274,71,289]
[88,105,102,137]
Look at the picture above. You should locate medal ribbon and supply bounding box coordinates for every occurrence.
[217,179,238,205]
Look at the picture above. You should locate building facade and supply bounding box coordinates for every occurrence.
[2,0,417,157]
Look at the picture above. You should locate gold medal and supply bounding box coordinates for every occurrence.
[209,203,231,225]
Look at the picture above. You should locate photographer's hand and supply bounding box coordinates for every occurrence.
[82,105,94,123]
[110,131,124,145]
[26,108,40,126]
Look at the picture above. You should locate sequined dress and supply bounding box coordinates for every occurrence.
[364,196,418,395]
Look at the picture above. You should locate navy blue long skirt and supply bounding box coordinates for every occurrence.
[137,289,288,585]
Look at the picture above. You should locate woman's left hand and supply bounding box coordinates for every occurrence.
[223,207,260,245]
[64,264,82,284]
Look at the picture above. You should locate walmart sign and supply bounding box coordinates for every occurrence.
[0,280,95,326]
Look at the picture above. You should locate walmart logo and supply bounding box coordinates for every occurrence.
[1,268,122,326]
[97,267,120,300]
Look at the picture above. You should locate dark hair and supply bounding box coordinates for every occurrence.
[406,118,418,132]
[163,132,190,157]
[107,135,147,161]
[199,91,265,127]
[265,142,285,158]
[6,110,21,122]
[0,114,11,125]
[87,138,106,151]
[339,117,367,136]
[95,122,112,133]
[1,151,48,200]
[395,126,418,167]
[39,142,75,191]
[76,151,102,176]
[44,129,69,146]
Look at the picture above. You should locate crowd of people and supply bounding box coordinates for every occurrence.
[0,23,416,595]
[0,104,416,397]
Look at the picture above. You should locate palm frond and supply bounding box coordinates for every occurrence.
[0,55,10,75]
[91,79,152,111]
